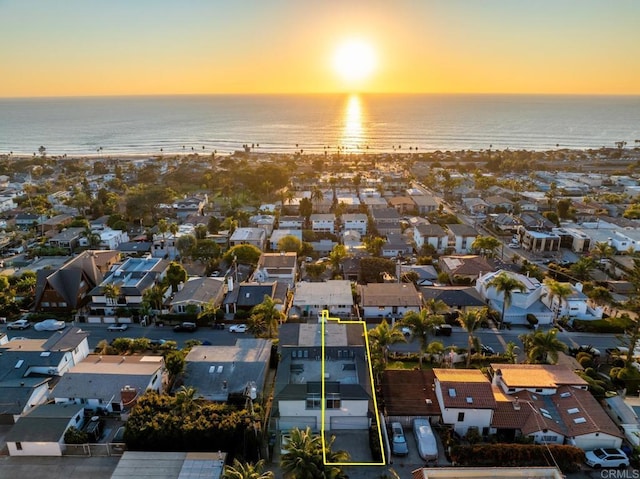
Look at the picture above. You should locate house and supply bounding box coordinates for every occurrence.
[433,369,496,436]
[399,264,439,286]
[420,286,486,313]
[249,214,276,236]
[273,322,373,432]
[229,227,267,250]
[490,364,623,450]
[0,328,90,423]
[553,227,592,253]
[462,197,488,216]
[411,194,439,215]
[310,213,336,234]
[88,256,171,320]
[413,224,448,253]
[342,230,364,252]
[476,270,554,325]
[223,281,287,315]
[278,216,304,230]
[484,195,514,213]
[382,232,413,258]
[5,403,85,456]
[446,224,479,254]
[42,214,74,233]
[34,249,121,313]
[91,228,130,250]
[291,280,354,318]
[518,227,561,253]
[381,369,441,427]
[15,213,47,229]
[358,283,422,321]
[361,196,388,212]
[489,213,520,233]
[169,277,226,314]
[51,354,164,413]
[539,281,603,321]
[252,252,298,287]
[269,229,303,251]
[174,195,207,219]
[342,213,368,235]
[438,255,494,284]
[117,241,153,257]
[0,195,16,212]
[371,208,401,235]
[183,339,271,402]
[47,227,85,252]
[387,196,415,214]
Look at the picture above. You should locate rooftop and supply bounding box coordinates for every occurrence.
[492,364,588,389]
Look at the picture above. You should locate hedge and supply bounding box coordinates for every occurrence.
[450,443,584,473]
[573,316,634,334]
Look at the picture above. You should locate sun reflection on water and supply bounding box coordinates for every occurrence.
[341,94,366,151]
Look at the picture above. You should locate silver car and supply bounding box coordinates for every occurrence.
[390,422,409,456]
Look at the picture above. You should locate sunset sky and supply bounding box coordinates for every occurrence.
[1,0,639,97]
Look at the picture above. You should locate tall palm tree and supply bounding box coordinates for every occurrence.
[458,310,483,368]
[543,278,574,324]
[401,309,444,367]
[487,272,526,329]
[223,459,274,479]
[281,427,349,479]
[249,295,284,338]
[526,328,567,364]
[367,319,406,367]
[310,186,324,212]
[423,298,449,316]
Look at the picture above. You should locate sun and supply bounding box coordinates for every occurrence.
[333,39,377,84]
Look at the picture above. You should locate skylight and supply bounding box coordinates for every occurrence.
[574,417,587,424]
[448,388,456,397]
[567,408,580,414]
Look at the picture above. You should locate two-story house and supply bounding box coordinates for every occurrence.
[252,252,298,287]
[446,224,479,254]
[229,227,267,251]
[358,283,422,321]
[371,208,401,236]
[413,224,448,253]
[342,213,368,235]
[310,214,336,234]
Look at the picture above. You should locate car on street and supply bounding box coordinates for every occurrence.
[390,422,409,456]
[107,323,129,332]
[34,319,66,331]
[401,326,412,336]
[584,448,629,469]
[7,319,31,330]
[435,324,452,336]
[173,322,197,332]
[229,324,247,333]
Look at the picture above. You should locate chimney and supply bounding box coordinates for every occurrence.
[227,276,234,292]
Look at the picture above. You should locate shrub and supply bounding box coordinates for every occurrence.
[573,316,633,334]
[526,314,539,327]
[64,426,88,444]
[369,423,383,461]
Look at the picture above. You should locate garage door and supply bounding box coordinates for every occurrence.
[329,416,370,430]
[279,416,317,432]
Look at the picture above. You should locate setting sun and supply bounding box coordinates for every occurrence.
[333,39,377,85]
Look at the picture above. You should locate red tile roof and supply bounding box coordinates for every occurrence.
[381,369,441,416]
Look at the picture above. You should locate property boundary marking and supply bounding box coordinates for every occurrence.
[320,310,386,466]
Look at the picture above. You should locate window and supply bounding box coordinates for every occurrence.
[541,435,557,442]
[326,394,341,409]
[457,412,465,422]
[306,394,321,410]
[535,389,543,393]
[15,442,23,450]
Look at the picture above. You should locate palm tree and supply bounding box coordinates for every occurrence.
[503,341,520,364]
[281,427,350,479]
[423,298,449,316]
[143,283,168,313]
[458,310,483,367]
[425,340,445,365]
[401,309,444,367]
[543,278,574,324]
[174,385,199,412]
[223,459,274,479]
[249,295,284,338]
[310,186,324,212]
[471,235,502,258]
[525,328,567,364]
[367,319,406,367]
[487,272,526,329]
[103,283,121,306]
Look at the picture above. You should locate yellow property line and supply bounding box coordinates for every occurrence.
[320,310,386,466]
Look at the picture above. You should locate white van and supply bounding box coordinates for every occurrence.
[413,418,438,462]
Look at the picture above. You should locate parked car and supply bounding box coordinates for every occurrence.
[173,322,197,332]
[585,448,629,469]
[435,324,452,336]
[229,324,247,333]
[7,319,31,330]
[107,323,128,332]
[413,418,438,462]
[401,326,412,336]
[390,422,409,456]
[34,319,66,331]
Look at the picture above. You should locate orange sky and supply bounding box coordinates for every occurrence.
[1,1,639,97]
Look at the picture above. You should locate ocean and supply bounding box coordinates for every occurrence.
[1,94,639,156]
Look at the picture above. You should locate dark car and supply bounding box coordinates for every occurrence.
[435,324,452,336]
[173,322,197,332]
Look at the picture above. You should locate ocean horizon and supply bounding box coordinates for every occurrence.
[2,93,639,157]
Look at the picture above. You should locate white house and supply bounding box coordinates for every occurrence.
[229,227,267,250]
[0,195,17,212]
[414,224,448,253]
[539,282,603,322]
[446,224,479,254]
[310,214,336,234]
[252,252,298,287]
[278,216,304,230]
[433,369,496,436]
[476,270,554,326]
[292,280,354,318]
[342,213,368,235]
[269,229,303,251]
[358,283,422,321]
[5,403,85,456]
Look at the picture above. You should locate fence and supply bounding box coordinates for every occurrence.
[63,442,126,457]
